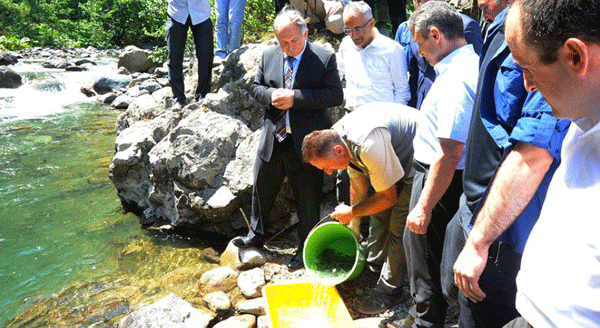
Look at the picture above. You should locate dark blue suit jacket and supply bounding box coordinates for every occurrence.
[251,41,343,161]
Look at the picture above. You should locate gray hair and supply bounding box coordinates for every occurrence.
[343,1,373,21]
[274,5,308,34]
[409,1,464,40]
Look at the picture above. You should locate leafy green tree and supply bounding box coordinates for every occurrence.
[0,0,276,49]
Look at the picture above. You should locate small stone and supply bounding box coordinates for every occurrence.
[212,314,256,328]
[202,248,221,264]
[81,86,96,97]
[112,95,132,109]
[139,79,162,94]
[237,268,265,298]
[100,92,117,104]
[118,66,130,75]
[257,315,270,328]
[236,297,266,316]
[199,266,239,295]
[65,66,87,71]
[203,291,231,312]
[239,248,266,269]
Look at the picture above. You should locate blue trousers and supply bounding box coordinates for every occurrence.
[166,15,213,104]
[215,0,247,58]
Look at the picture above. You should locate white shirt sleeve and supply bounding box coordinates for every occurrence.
[337,39,347,80]
[435,80,475,144]
[390,43,410,105]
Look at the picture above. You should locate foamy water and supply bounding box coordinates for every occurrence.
[0,58,117,123]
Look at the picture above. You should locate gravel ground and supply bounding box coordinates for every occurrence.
[259,229,459,328]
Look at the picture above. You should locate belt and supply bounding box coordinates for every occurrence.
[413,160,430,173]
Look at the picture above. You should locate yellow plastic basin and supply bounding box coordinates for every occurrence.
[263,282,354,328]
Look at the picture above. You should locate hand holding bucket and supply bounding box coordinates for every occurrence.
[302,216,366,284]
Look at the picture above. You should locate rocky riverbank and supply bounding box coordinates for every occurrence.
[0,42,458,327]
[99,42,346,240]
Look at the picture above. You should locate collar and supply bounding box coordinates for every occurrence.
[573,115,600,132]
[488,7,508,36]
[434,44,474,76]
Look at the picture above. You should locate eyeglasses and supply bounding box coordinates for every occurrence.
[343,19,372,35]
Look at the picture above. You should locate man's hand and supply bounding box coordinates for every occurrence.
[406,204,431,234]
[453,240,488,302]
[271,88,294,110]
[330,204,355,225]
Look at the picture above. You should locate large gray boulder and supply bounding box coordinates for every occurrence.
[118,45,155,73]
[117,293,214,328]
[109,114,180,216]
[143,109,252,226]
[0,67,22,88]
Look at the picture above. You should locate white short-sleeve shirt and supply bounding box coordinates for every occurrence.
[347,127,404,192]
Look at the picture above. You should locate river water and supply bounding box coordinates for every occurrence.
[0,58,214,326]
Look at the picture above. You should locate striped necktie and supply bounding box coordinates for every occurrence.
[275,56,295,142]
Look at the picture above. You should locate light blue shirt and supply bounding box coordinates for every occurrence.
[168,0,211,25]
[412,44,479,170]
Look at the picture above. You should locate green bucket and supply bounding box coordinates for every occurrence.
[303,220,366,284]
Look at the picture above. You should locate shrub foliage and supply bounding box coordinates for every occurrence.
[0,0,275,49]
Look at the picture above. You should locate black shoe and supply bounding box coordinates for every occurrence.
[287,251,304,271]
[231,235,263,249]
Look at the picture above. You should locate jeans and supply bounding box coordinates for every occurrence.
[215,0,247,58]
[166,15,214,104]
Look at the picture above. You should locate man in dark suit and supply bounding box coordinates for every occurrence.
[232,7,344,271]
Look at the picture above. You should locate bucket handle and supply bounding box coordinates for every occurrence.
[309,215,337,235]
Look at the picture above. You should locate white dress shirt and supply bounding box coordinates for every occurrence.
[516,118,600,328]
[168,0,211,25]
[412,45,479,169]
[337,30,410,110]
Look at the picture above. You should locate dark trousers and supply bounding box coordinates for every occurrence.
[404,161,463,328]
[249,136,323,249]
[167,15,214,104]
[387,0,406,36]
[458,241,522,328]
[273,0,288,14]
[440,194,472,307]
[363,0,407,36]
